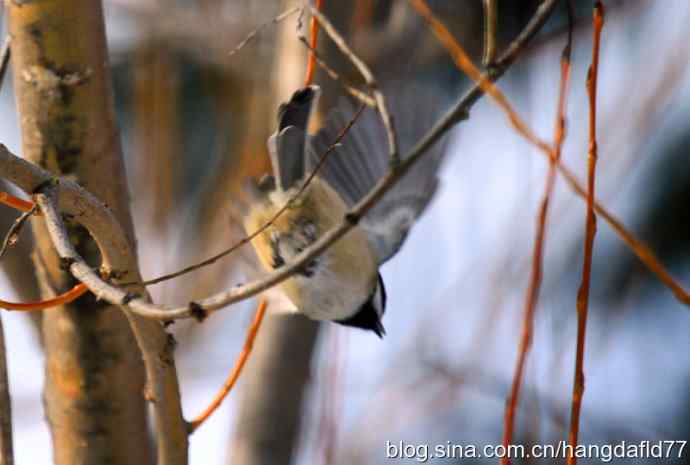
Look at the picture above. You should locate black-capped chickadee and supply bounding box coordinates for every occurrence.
[242,85,449,337]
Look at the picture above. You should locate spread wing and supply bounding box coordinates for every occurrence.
[305,84,450,264]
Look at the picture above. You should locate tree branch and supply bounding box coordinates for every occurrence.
[0,0,566,322]
[5,1,155,463]
[30,181,188,465]
[3,0,684,332]
[307,5,399,164]
[0,132,187,465]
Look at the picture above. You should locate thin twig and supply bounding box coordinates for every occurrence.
[297,34,376,107]
[0,152,187,462]
[308,6,400,164]
[31,186,188,464]
[0,283,87,311]
[0,192,34,213]
[188,298,267,433]
[6,1,674,328]
[304,0,323,86]
[482,0,498,66]
[502,5,573,462]
[0,316,14,465]
[17,1,682,329]
[7,0,563,321]
[408,0,554,156]
[227,6,301,57]
[567,4,604,464]
[0,203,37,260]
[128,103,366,288]
[0,37,10,94]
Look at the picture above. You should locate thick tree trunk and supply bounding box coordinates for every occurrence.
[5,1,153,464]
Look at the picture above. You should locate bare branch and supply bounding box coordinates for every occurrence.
[0,146,187,464]
[0,0,565,322]
[296,34,376,107]
[228,6,301,58]
[482,0,498,66]
[307,5,400,164]
[0,38,10,91]
[568,3,605,464]
[0,204,36,260]
[502,5,573,458]
[16,1,683,331]
[129,103,366,287]
[32,184,188,465]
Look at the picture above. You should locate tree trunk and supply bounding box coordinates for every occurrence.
[6,1,153,464]
[229,315,319,465]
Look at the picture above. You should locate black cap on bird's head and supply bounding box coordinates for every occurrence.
[335,273,387,338]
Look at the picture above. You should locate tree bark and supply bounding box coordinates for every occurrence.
[6,1,153,464]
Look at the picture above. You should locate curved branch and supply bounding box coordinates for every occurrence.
[0,149,188,464]
[32,186,188,465]
[0,0,562,322]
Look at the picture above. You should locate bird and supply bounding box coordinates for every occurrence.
[241,84,449,337]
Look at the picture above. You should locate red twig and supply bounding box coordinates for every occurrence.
[0,191,88,311]
[0,192,36,213]
[189,298,267,432]
[408,0,690,320]
[567,4,604,464]
[0,283,88,311]
[304,0,324,86]
[408,0,554,156]
[501,20,573,465]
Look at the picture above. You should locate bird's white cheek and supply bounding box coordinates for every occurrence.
[290,260,371,321]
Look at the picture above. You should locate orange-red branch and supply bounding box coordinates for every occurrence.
[567,4,604,465]
[0,192,35,213]
[189,299,268,433]
[0,283,88,311]
[501,30,572,465]
[304,0,323,86]
[408,0,553,155]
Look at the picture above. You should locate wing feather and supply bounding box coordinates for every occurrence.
[306,83,450,264]
[268,86,321,191]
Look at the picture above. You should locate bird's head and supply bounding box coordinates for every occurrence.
[335,273,387,338]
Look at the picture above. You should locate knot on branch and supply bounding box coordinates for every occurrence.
[344,212,359,225]
[58,256,76,272]
[189,301,208,322]
[100,267,128,282]
[31,177,59,195]
[121,292,140,305]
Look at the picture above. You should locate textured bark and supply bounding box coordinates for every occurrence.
[229,315,319,465]
[5,1,153,464]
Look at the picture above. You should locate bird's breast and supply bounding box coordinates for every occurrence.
[244,178,378,320]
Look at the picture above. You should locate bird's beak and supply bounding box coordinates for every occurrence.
[373,318,386,339]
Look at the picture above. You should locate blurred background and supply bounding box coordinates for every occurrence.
[1,0,689,463]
